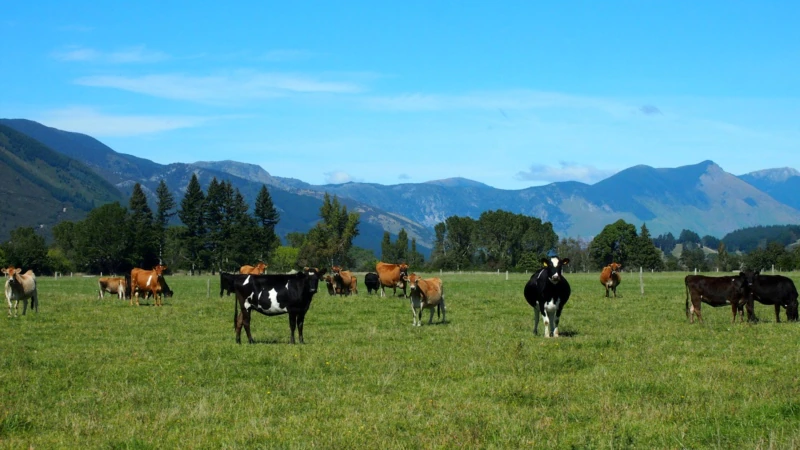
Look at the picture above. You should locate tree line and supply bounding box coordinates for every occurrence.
[2,174,800,275]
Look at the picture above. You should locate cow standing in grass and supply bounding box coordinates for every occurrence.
[600,263,622,298]
[3,267,38,316]
[684,274,752,324]
[364,272,380,295]
[740,270,799,322]
[407,273,445,326]
[332,266,358,296]
[98,276,127,299]
[524,257,571,337]
[376,262,409,298]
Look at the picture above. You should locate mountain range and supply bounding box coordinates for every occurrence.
[2,118,800,255]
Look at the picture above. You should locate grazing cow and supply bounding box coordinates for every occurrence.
[376,262,409,297]
[407,273,445,326]
[130,265,167,306]
[523,257,571,337]
[331,266,358,296]
[220,272,237,297]
[232,267,326,344]
[600,263,622,298]
[3,267,38,316]
[240,261,268,275]
[741,271,799,322]
[98,276,127,300]
[684,274,752,324]
[364,272,380,295]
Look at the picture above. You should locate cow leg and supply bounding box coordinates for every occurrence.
[427,306,435,325]
[775,304,781,323]
[242,309,254,344]
[288,312,298,344]
[410,301,420,326]
[553,312,561,338]
[234,310,244,344]
[296,311,307,344]
[533,305,541,335]
[22,298,28,315]
[439,298,446,324]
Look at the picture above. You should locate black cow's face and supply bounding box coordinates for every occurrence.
[304,267,326,294]
[786,302,799,321]
[540,257,570,284]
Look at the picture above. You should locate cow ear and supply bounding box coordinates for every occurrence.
[561,258,570,266]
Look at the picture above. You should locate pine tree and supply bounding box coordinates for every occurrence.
[128,183,158,267]
[178,174,206,275]
[155,180,176,260]
[395,228,409,263]
[381,232,394,262]
[297,193,360,268]
[254,185,280,261]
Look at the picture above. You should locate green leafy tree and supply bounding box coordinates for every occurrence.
[588,220,638,269]
[178,174,206,275]
[1,227,49,273]
[678,229,701,245]
[271,246,300,272]
[680,246,708,271]
[286,232,306,248]
[628,223,665,271]
[74,202,131,274]
[297,193,360,268]
[254,185,280,261]
[52,221,79,269]
[556,237,591,273]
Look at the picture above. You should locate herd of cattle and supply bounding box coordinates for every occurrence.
[3,257,798,343]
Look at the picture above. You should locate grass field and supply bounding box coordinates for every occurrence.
[2,270,800,449]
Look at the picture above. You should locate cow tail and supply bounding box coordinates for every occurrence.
[233,294,239,330]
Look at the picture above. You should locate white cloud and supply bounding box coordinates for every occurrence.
[75,71,363,104]
[37,107,211,137]
[515,161,616,184]
[52,45,169,63]
[324,171,359,184]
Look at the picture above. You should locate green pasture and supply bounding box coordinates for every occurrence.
[2,271,800,449]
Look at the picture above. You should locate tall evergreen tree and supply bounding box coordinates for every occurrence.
[297,193,360,268]
[128,183,158,267]
[629,223,665,271]
[204,177,226,271]
[155,180,176,260]
[381,231,395,262]
[395,228,409,263]
[178,174,206,275]
[254,185,280,261]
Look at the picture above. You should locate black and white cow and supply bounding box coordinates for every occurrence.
[364,272,380,295]
[232,267,326,344]
[741,271,799,322]
[523,257,571,337]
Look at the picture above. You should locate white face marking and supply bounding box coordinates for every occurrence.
[550,257,559,267]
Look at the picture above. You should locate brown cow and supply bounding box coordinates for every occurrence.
[130,265,167,306]
[376,262,409,298]
[331,266,358,296]
[3,267,38,316]
[407,273,445,326]
[99,276,127,299]
[685,274,751,324]
[600,263,622,298]
[240,261,268,275]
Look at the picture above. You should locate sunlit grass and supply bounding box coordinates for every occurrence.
[1,271,800,448]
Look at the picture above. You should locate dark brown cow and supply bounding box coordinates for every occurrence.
[685,274,751,324]
[3,267,38,316]
[98,276,127,299]
[376,262,409,298]
[600,263,622,298]
[240,261,267,275]
[130,265,167,306]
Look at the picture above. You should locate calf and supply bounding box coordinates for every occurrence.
[741,271,799,322]
[523,257,571,337]
[376,262,409,297]
[407,273,445,326]
[98,276,127,299]
[600,263,622,298]
[684,274,752,324]
[324,275,336,296]
[233,267,326,344]
[332,266,357,296]
[3,267,38,316]
[364,272,380,295]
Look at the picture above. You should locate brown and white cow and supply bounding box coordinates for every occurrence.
[130,265,167,306]
[331,266,358,296]
[99,276,127,300]
[3,267,38,316]
[600,263,622,298]
[407,273,445,326]
[240,261,268,275]
[376,262,409,298]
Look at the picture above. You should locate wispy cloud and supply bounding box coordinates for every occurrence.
[75,71,364,104]
[398,173,411,180]
[639,104,662,115]
[52,45,169,63]
[37,107,211,137]
[515,161,616,184]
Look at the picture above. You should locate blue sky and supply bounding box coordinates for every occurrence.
[2,1,799,189]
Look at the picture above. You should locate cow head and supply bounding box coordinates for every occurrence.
[1,267,19,279]
[539,257,570,284]
[303,267,327,294]
[153,264,167,276]
[609,263,622,274]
